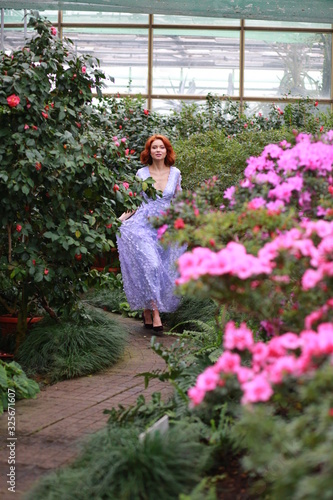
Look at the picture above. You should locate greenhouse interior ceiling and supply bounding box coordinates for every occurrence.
[0,0,333,23]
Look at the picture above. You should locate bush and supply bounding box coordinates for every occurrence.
[233,363,333,500]
[16,307,127,382]
[27,422,210,500]
[175,128,295,190]
[0,360,39,414]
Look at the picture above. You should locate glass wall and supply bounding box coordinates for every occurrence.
[1,8,332,112]
[63,28,149,94]
[244,31,331,99]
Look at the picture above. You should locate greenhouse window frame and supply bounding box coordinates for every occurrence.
[1,9,333,112]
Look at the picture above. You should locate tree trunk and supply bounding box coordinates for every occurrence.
[14,283,29,354]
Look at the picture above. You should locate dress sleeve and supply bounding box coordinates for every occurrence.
[136,168,144,180]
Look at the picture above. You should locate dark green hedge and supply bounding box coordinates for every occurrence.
[175,128,295,191]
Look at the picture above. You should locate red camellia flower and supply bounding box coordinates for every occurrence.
[329,408,333,417]
[45,105,49,111]
[143,109,149,115]
[105,223,112,229]
[51,26,57,36]
[75,122,81,128]
[320,126,324,132]
[26,103,31,109]
[35,162,42,171]
[7,94,20,108]
[128,191,133,197]
[315,101,319,107]
[24,124,29,130]
[32,259,36,266]
[32,125,38,130]
[82,66,86,73]
[41,111,48,119]
[329,186,333,195]
[174,218,185,229]
[113,184,120,192]
[16,224,22,232]
[75,253,82,261]
[130,149,135,154]
[119,125,122,129]
[44,269,49,275]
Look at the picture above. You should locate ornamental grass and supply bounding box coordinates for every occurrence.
[16,307,127,382]
[26,422,210,500]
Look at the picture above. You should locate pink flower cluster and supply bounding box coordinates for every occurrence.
[226,133,333,214]
[177,220,333,292]
[188,319,333,406]
[176,242,272,285]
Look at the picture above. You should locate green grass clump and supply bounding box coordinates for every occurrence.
[163,296,218,331]
[17,308,127,382]
[84,288,127,312]
[27,422,210,500]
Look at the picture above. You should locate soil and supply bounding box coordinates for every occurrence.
[215,455,258,499]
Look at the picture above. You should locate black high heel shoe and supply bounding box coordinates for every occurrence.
[152,322,163,335]
[142,312,153,329]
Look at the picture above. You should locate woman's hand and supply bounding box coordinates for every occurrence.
[118,210,136,222]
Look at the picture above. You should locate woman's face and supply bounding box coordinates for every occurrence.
[150,139,167,162]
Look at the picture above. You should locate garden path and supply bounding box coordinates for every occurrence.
[0,313,175,499]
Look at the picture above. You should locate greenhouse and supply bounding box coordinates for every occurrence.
[1,1,333,499]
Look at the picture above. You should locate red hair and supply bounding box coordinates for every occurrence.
[140,135,176,167]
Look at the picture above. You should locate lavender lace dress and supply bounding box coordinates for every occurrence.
[116,166,185,312]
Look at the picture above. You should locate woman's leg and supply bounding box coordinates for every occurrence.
[152,308,163,328]
[143,309,153,325]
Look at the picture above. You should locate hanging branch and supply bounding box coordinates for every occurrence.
[7,223,12,263]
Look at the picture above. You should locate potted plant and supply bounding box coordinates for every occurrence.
[0,13,154,352]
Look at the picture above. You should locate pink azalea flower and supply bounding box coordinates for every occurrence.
[247,197,266,210]
[196,367,220,391]
[157,224,168,239]
[188,386,206,406]
[223,321,254,350]
[241,375,273,404]
[223,186,236,201]
[213,351,241,374]
[302,269,323,290]
[267,355,298,384]
[317,323,333,354]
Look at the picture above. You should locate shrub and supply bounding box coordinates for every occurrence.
[174,128,295,190]
[233,363,333,500]
[0,14,157,350]
[16,307,127,382]
[0,360,39,414]
[27,422,210,500]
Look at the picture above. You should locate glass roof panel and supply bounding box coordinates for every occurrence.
[0,1,333,24]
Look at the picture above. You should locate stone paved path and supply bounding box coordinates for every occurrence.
[0,313,175,499]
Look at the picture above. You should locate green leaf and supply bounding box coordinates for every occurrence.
[0,364,8,389]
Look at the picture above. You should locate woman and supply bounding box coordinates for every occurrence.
[116,135,184,333]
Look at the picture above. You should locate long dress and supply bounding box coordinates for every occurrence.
[116,165,185,312]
